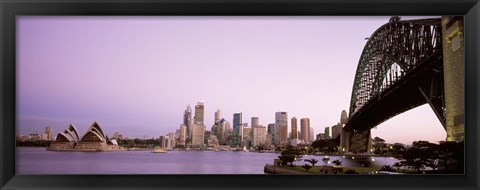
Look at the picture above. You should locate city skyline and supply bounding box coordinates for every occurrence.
[17,16,446,144]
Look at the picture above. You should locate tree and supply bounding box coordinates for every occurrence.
[396,141,438,173]
[278,154,295,167]
[311,140,337,154]
[322,157,330,165]
[380,165,395,172]
[302,164,313,172]
[398,146,426,172]
[372,136,387,155]
[438,141,464,173]
[332,159,342,166]
[281,146,301,156]
[277,146,300,167]
[387,143,406,157]
[305,158,319,166]
[126,139,135,148]
[423,143,441,171]
[393,162,402,171]
[392,143,406,152]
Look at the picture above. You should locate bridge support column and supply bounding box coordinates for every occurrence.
[340,128,350,152]
[442,16,465,142]
[342,128,372,153]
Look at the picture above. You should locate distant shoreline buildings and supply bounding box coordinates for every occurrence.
[17,126,53,142]
[167,101,351,150]
[17,100,353,152]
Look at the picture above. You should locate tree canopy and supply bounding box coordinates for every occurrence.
[311,140,337,153]
[396,140,464,173]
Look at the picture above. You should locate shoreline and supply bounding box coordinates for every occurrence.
[17,147,384,157]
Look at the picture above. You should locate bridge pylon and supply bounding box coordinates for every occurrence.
[341,128,372,153]
[441,16,465,142]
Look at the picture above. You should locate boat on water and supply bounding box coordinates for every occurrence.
[152,147,167,153]
[242,146,249,152]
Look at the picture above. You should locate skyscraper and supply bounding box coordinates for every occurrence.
[265,133,273,147]
[275,112,288,145]
[191,123,205,147]
[44,126,52,141]
[167,133,176,149]
[253,126,266,147]
[309,127,315,142]
[251,117,259,128]
[233,113,242,146]
[340,110,348,125]
[179,124,187,146]
[241,123,248,145]
[188,101,205,147]
[300,118,310,142]
[159,133,176,150]
[242,126,251,147]
[250,117,259,140]
[267,123,275,144]
[211,125,217,135]
[291,117,298,139]
[194,101,205,125]
[216,118,229,144]
[324,127,331,139]
[183,105,192,142]
[214,109,221,124]
[225,120,232,134]
[211,109,220,141]
[112,132,123,140]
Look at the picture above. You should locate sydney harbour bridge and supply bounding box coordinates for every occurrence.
[341,16,465,153]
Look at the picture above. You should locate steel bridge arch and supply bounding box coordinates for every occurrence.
[349,18,443,120]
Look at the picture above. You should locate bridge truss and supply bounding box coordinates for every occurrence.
[345,18,445,152]
[349,18,443,118]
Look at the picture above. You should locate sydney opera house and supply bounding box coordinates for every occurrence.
[47,122,120,151]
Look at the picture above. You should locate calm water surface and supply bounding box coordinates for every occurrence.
[16,147,400,174]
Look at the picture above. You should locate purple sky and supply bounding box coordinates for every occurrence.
[17,16,445,144]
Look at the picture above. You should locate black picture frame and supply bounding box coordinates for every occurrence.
[1,0,479,189]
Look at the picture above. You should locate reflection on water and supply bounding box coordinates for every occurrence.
[16,147,400,174]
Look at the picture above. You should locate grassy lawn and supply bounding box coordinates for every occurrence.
[284,165,376,174]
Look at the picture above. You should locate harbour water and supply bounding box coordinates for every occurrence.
[16,147,401,174]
